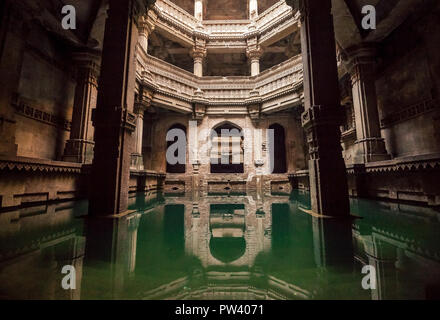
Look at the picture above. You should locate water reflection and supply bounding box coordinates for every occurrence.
[0,191,439,299]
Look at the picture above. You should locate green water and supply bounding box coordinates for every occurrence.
[0,191,439,300]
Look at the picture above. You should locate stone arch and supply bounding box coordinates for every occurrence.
[210,121,244,174]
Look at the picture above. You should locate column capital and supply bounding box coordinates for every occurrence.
[346,43,379,84]
[193,103,206,122]
[135,87,153,114]
[71,50,101,84]
[191,44,207,61]
[138,10,157,36]
[246,47,263,61]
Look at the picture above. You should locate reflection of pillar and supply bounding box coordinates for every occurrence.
[299,0,350,217]
[347,44,390,164]
[363,236,398,300]
[249,0,259,20]
[195,0,203,21]
[191,45,206,77]
[83,212,140,299]
[89,0,144,216]
[64,51,100,163]
[312,218,354,269]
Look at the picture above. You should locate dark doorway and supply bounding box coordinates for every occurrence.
[269,123,287,173]
[210,123,244,173]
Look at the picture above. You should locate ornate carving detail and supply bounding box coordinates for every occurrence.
[193,103,206,122]
[12,95,71,131]
[138,54,303,111]
[248,104,261,122]
[0,157,82,173]
[152,0,299,50]
[381,98,439,128]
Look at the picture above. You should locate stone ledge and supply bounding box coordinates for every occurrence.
[347,153,440,173]
[0,156,82,173]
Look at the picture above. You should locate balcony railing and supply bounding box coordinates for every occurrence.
[152,0,299,45]
[138,53,303,109]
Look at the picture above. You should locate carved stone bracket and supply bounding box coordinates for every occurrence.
[193,103,206,122]
[301,105,345,129]
[93,106,137,133]
[248,104,262,123]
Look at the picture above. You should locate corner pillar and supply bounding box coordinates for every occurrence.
[131,88,152,170]
[247,38,263,76]
[191,41,207,77]
[195,0,204,21]
[347,44,390,163]
[89,0,149,216]
[299,0,350,217]
[64,51,100,163]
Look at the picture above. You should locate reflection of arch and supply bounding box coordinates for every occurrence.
[209,238,246,264]
[166,124,187,173]
[210,122,244,173]
[269,123,287,174]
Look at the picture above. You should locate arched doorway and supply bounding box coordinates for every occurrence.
[269,123,287,173]
[210,122,244,173]
[166,124,187,173]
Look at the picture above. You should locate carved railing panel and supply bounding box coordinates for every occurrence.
[138,54,303,111]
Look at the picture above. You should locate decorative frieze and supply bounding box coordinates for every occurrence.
[138,54,303,112]
[12,95,71,131]
[153,0,299,51]
[380,98,439,128]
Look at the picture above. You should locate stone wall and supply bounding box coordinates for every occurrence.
[146,111,306,196]
[14,25,75,160]
[376,2,440,158]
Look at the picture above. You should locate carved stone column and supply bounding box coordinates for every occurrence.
[249,0,259,20]
[299,0,350,217]
[89,0,150,216]
[191,40,207,77]
[64,51,100,164]
[247,38,263,76]
[347,44,390,164]
[138,11,157,54]
[131,88,152,170]
[195,0,204,21]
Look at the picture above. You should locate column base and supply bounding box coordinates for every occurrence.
[354,138,390,164]
[130,153,144,170]
[63,139,95,164]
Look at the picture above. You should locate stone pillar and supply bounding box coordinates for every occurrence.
[347,44,390,163]
[247,38,262,76]
[249,0,259,20]
[299,0,350,217]
[195,0,203,21]
[64,51,100,164]
[138,12,156,54]
[89,0,147,216]
[0,1,28,156]
[131,88,152,170]
[191,42,207,77]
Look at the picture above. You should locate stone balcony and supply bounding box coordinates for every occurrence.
[153,0,299,49]
[136,50,304,115]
